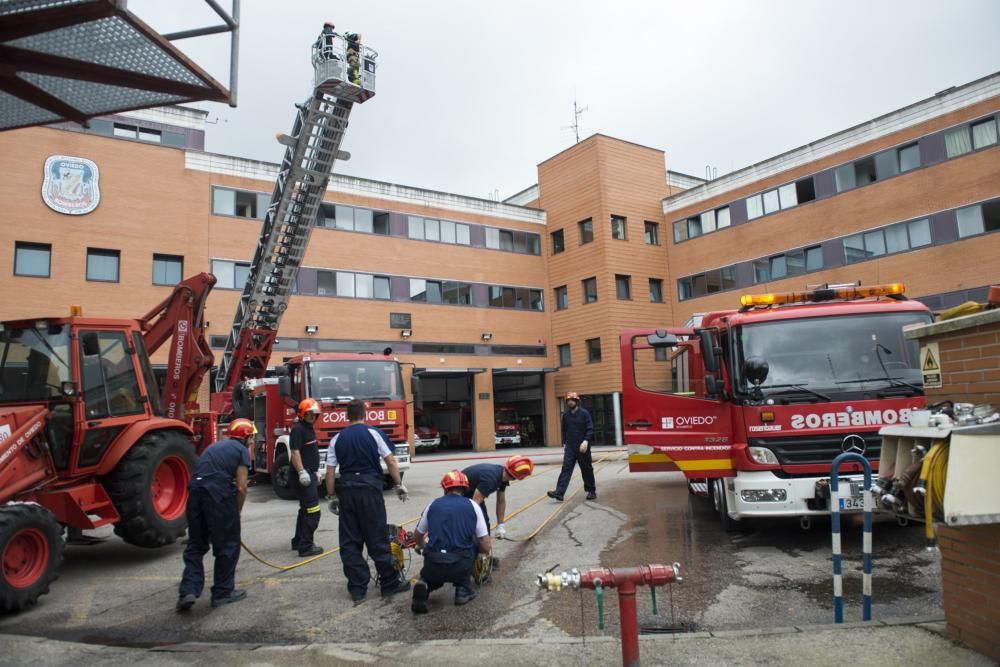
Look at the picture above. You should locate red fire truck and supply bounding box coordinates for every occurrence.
[413,408,441,452]
[237,353,410,499]
[620,283,932,530]
[494,404,521,448]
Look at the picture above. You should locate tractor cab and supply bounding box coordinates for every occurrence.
[0,315,162,476]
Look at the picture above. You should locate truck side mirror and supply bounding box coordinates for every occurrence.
[697,329,720,373]
[646,330,678,347]
[410,374,421,397]
[278,376,292,398]
[742,357,769,387]
[81,331,100,357]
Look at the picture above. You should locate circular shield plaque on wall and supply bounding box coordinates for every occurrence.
[41,155,101,215]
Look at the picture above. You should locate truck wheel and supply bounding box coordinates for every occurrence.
[713,479,739,533]
[383,471,404,491]
[271,450,296,500]
[0,505,64,613]
[104,430,197,548]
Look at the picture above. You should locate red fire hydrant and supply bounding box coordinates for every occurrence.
[537,563,682,667]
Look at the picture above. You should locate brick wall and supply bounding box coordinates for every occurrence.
[916,310,1000,405]
[938,524,1000,661]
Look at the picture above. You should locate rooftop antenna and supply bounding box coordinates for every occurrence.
[563,99,588,144]
[705,165,718,180]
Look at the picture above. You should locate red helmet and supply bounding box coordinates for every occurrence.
[228,418,256,440]
[323,21,335,28]
[441,469,470,491]
[298,398,321,419]
[565,391,580,401]
[505,455,534,480]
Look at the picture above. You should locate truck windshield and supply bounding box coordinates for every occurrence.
[307,360,403,401]
[495,410,517,424]
[735,311,932,396]
[415,413,431,428]
[0,324,71,403]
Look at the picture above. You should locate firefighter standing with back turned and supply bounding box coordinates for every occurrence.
[548,391,597,501]
[291,398,323,557]
[326,399,411,603]
[176,418,254,611]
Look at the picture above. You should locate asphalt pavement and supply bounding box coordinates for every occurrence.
[0,445,984,664]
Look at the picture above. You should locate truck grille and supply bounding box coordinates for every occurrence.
[751,434,882,466]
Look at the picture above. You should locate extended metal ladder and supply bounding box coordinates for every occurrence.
[214,36,377,393]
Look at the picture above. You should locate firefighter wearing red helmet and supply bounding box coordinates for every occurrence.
[461,454,534,541]
[175,418,255,611]
[548,391,597,502]
[290,398,323,557]
[410,470,491,613]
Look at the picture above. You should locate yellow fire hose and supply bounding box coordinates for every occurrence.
[239,450,623,571]
[920,440,949,544]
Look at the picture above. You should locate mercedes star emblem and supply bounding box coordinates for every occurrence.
[841,434,867,455]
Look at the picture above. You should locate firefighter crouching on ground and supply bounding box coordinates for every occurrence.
[176,418,254,611]
[291,398,323,557]
[326,399,411,602]
[462,455,534,542]
[411,470,491,613]
[548,391,597,502]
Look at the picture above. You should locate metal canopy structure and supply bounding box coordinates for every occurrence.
[0,0,238,131]
[413,368,486,378]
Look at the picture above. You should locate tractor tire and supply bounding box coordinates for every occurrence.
[104,430,197,548]
[271,450,296,500]
[0,504,64,613]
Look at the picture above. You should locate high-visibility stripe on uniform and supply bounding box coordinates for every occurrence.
[306,504,321,514]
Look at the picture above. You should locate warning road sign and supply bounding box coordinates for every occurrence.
[921,342,942,388]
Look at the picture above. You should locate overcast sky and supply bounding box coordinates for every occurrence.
[132,0,1000,201]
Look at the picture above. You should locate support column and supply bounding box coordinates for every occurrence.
[612,391,623,447]
[544,372,560,447]
[473,371,495,452]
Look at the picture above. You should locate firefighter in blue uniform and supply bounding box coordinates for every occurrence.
[176,418,254,611]
[325,399,411,602]
[411,469,491,613]
[548,391,597,501]
[290,397,323,557]
[461,455,534,539]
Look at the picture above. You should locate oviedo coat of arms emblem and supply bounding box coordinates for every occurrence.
[41,155,101,215]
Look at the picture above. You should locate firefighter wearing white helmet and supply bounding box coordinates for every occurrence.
[548,391,596,502]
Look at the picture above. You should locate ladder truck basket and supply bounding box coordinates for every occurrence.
[311,34,377,103]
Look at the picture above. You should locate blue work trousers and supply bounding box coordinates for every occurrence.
[178,486,241,600]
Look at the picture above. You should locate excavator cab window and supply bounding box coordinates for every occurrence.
[79,331,144,420]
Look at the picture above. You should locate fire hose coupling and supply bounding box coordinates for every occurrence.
[536,568,582,591]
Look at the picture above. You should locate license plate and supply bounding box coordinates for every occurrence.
[319,461,326,470]
[839,494,864,511]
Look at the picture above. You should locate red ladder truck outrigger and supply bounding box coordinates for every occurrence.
[620,282,933,530]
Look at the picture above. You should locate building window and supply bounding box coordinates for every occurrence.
[555,285,568,310]
[644,221,659,245]
[212,259,250,289]
[957,202,1000,238]
[212,187,268,220]
[746,194,764,220]
[805,245,823,272]
[898,143,921,172]
[687,216,702,238]
[673,220,688,243]
[582,277,597,303]
[908,218,932,247]
[86,248,120,282]
[649,278,664,303]
[972,118,999,150]
[770,254,787,280]
[483,226,539,254]
[14,242,51,277]
[611,215,627,240]
[408,216,424,239]
[407,215,471,245]
[678,278,692,301]
[152,254,182,286]
[113,123,136,139]
[139,127,161,143]
[945,125,973,158]
[578,218,594,244]
[762,189,780,215]
[615,274,631,300]
[586,338,602,363]
[715,206,731,229]
[441,281,472,305]
[409,278,427,302]
[552,229,565,254]
[374,275,391,300]
[752,259,770,284]
[558,343,572,367]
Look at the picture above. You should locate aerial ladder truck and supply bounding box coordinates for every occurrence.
[0,32,390,612]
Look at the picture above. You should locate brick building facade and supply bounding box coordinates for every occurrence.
[1,73,998,449]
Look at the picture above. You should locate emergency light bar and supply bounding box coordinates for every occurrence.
[739,282,905,309]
